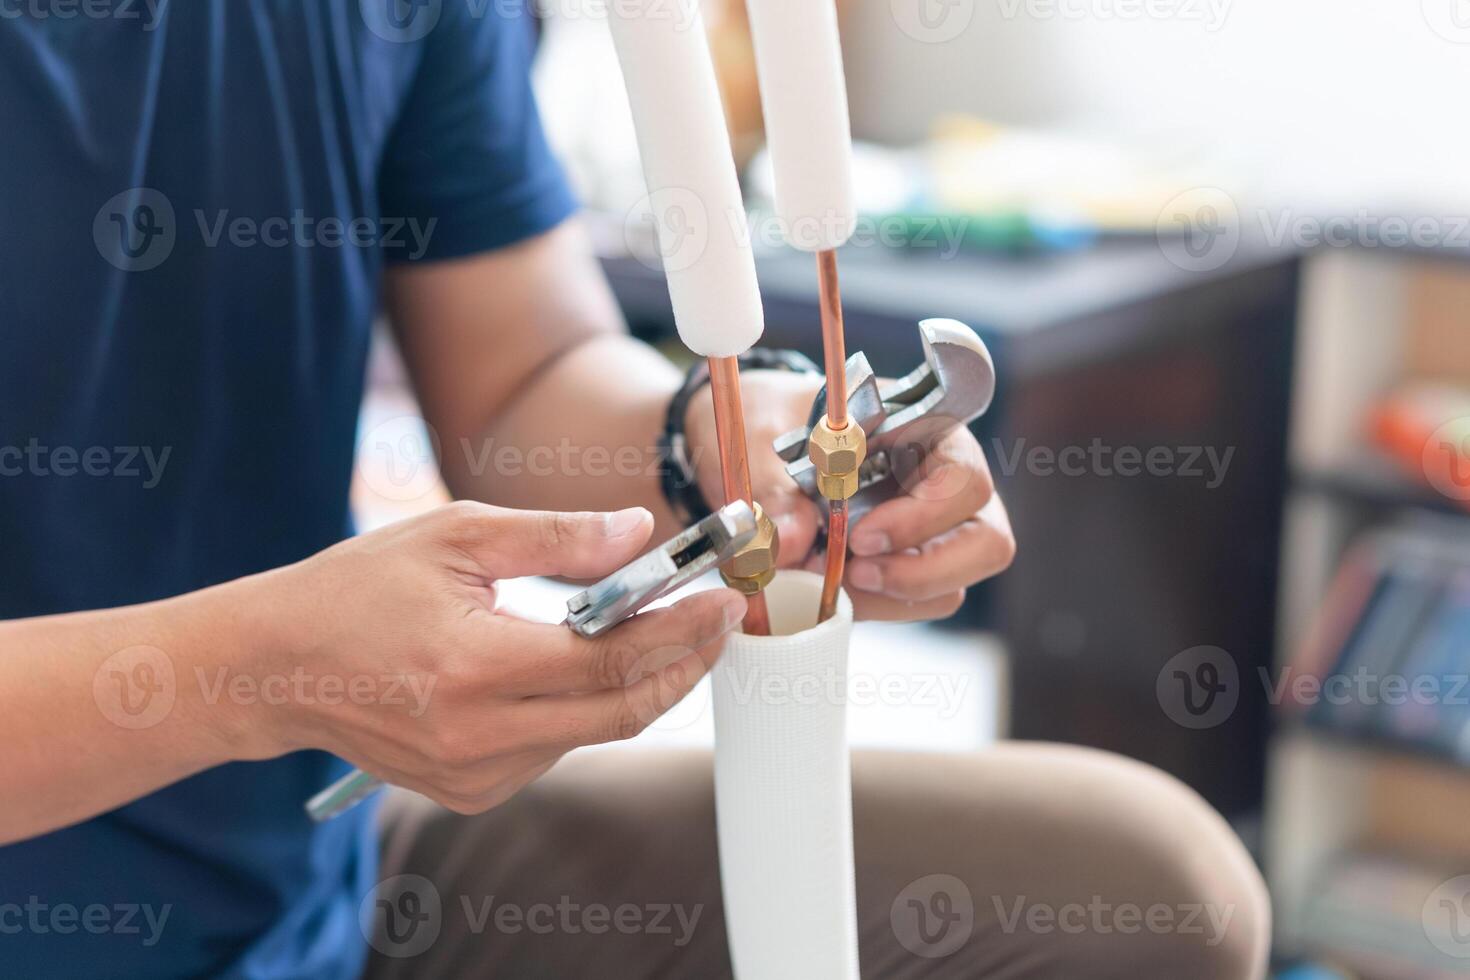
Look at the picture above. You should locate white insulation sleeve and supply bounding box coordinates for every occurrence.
[742,0,857,251]
[606,0,764,358]
[713,571,860,980]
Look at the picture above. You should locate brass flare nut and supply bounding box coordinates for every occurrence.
[808,414,867,501]
[719,503,779,596]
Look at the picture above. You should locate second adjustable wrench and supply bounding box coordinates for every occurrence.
[775,318,996,527]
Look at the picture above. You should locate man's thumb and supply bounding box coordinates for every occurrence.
[447,503,654,581]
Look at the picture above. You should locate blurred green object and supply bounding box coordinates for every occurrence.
[879,208,1097,255]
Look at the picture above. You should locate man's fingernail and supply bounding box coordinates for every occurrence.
[850,531,890,557]
[772,511,800,538]
[849,561,883,593]
[605,507,650,537]
[720,593,749,631]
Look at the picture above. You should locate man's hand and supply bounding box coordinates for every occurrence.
[247,502,746,814]
[687,369,1015,622]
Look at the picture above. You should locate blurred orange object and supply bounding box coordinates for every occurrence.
[1367,382,1470,508]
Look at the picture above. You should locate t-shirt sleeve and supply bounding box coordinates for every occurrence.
[378,3,578,263]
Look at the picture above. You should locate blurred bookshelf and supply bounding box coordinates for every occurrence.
[1269,250,1470,975]
[1291,457,1466,520]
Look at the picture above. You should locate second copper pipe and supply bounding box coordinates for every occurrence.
[708,355,771,635]
[816,248,850,623]
[817,249,848,430]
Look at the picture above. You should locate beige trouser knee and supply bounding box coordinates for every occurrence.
[363,744,1270,979]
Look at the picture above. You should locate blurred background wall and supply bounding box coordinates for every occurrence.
[844,0,1469,212]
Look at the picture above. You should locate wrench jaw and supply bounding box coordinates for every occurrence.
[773,351,881,462]
[564,501,758,639]
[917,318,997,420]
[774,319,997,531]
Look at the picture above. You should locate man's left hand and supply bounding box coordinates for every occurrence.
[687,369,1016,622]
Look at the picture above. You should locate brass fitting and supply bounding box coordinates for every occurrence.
[719,502,779,596]
[808,414,866,500]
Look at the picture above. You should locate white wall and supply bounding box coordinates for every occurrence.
[846,0,1470,209]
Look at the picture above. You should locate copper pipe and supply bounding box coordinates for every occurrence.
[817,249,848,430]
[707,356,771,635]
[708,357,755,507]
[818,497,848,623]
[815,248,851,622]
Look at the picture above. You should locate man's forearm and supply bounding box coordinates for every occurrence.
[0,577,275,844]
[385,223,701,542]
[444,332,691,540]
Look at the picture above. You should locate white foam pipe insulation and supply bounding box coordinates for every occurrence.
[713,572,860,980]
[605,0,764,358]
[607,8,860,976]
[741,0,857,252]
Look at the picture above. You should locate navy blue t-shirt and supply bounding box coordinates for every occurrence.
[0,3,576,977]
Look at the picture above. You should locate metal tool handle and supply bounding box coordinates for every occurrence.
[306,768,382,822]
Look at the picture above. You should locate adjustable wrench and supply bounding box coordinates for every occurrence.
[774,318,996,528]
[305,501,758,822]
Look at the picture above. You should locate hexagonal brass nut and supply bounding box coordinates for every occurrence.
[720,504,779,595]
[809,415,866,501]
[721,565,776,596]
[815,469,859,501]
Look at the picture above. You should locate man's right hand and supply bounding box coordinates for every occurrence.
[237,502,746,814]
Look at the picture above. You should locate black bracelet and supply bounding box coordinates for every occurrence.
[657,348,821,523]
